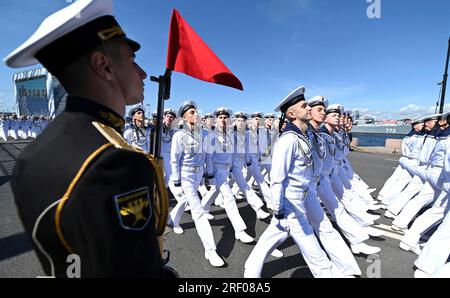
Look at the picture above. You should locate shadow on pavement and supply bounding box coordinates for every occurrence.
[0,232,33,261]
[0,175,11,188]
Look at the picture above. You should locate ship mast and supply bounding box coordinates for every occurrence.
[438,37,450,114]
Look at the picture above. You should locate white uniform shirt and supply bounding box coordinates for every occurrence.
[208,128,234,166]
[270,123,313,213]
[171,128,212,183]
[161,125,176,156]
[232,129,250,166]
[123,125,153,153]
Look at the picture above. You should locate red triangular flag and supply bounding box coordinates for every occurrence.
[166,9,243,91]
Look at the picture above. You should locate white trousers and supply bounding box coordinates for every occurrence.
[392,181,436,229]
[318,175,369,245]
[244,198,337,278]
[0,128,8,141]
[246,162,272,203]
[201,165,247,233]
[432,262,450,277]
[260,163,272,184]
[387,175,424,215]
[161,152,172,185]
[392,167,443,227]
[8,129,18,140]
[169,169,217,252]
[343,158,370,190]
[339,164,373,205]
[402,192,449,247]
[232,162,264,213]
[306,185,361,276]
[378,165,403,199]
[381,167,413,205]
[330,171,374,227]
[415,208,450,275]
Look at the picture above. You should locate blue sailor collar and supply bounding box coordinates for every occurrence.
[320,125,333,136]
[436,126,450,138]
[406,129,415,137]
[282,122,307,138]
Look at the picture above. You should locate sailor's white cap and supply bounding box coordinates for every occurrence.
[177,100,198,118]
[3,0,139,74]
[441,111,450,121]
[250,111,264,118]
[213,107,232,118]
[164,108,176,117]
[307,95,329,109]
[234,111,249,120]
[411,117,425,126]
[423,113,442,122]
[202,113,214,120]
[275,86,306,113]
[264,113,276,119]
[128,104,145,117]
[326,104,344,115]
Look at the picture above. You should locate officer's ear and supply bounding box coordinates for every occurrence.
[89,51,115,81]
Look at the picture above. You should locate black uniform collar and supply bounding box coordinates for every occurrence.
[64,96,125,133]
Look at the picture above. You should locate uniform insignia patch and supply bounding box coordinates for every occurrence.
[114,187,152,230]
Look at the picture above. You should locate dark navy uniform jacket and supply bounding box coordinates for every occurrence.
[11,96,165,278]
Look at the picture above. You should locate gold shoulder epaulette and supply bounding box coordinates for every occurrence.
[92,121,144,153]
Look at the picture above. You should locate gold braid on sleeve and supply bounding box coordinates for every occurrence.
[144,154,169,237]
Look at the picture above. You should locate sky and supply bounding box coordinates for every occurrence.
[0,0,449,120]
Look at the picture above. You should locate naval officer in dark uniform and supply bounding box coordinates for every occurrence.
[4,0,173,278]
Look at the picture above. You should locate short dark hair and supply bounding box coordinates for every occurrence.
[56,41,122,92]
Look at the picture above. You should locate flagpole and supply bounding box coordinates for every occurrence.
[438,37,450,114]
[150,68,172,158]
[150,69,173,260]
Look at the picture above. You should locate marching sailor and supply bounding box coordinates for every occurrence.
[391,114,447,231]
[260,113,276,182]
[161,108,177,185]
[201,107,254,244]
[244,86,340,278]
[230,111,270,220]
[384,114,441,223]
[310,96,383,255]
[326,105,379,227]
[123,104,153,153]
[169,100,225,267]
[0,114,9,141]
[377,118,425,205]
[400,112,450,255]
[246,112,272,204]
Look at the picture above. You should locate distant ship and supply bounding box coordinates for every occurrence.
[351,115,411,135]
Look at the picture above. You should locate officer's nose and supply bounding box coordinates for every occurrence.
[137,64,147,80]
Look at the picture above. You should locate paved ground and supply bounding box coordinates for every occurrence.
[0,142,421,278]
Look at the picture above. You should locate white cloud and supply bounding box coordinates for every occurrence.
[259,0,312,25]
[352,103,450,120]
